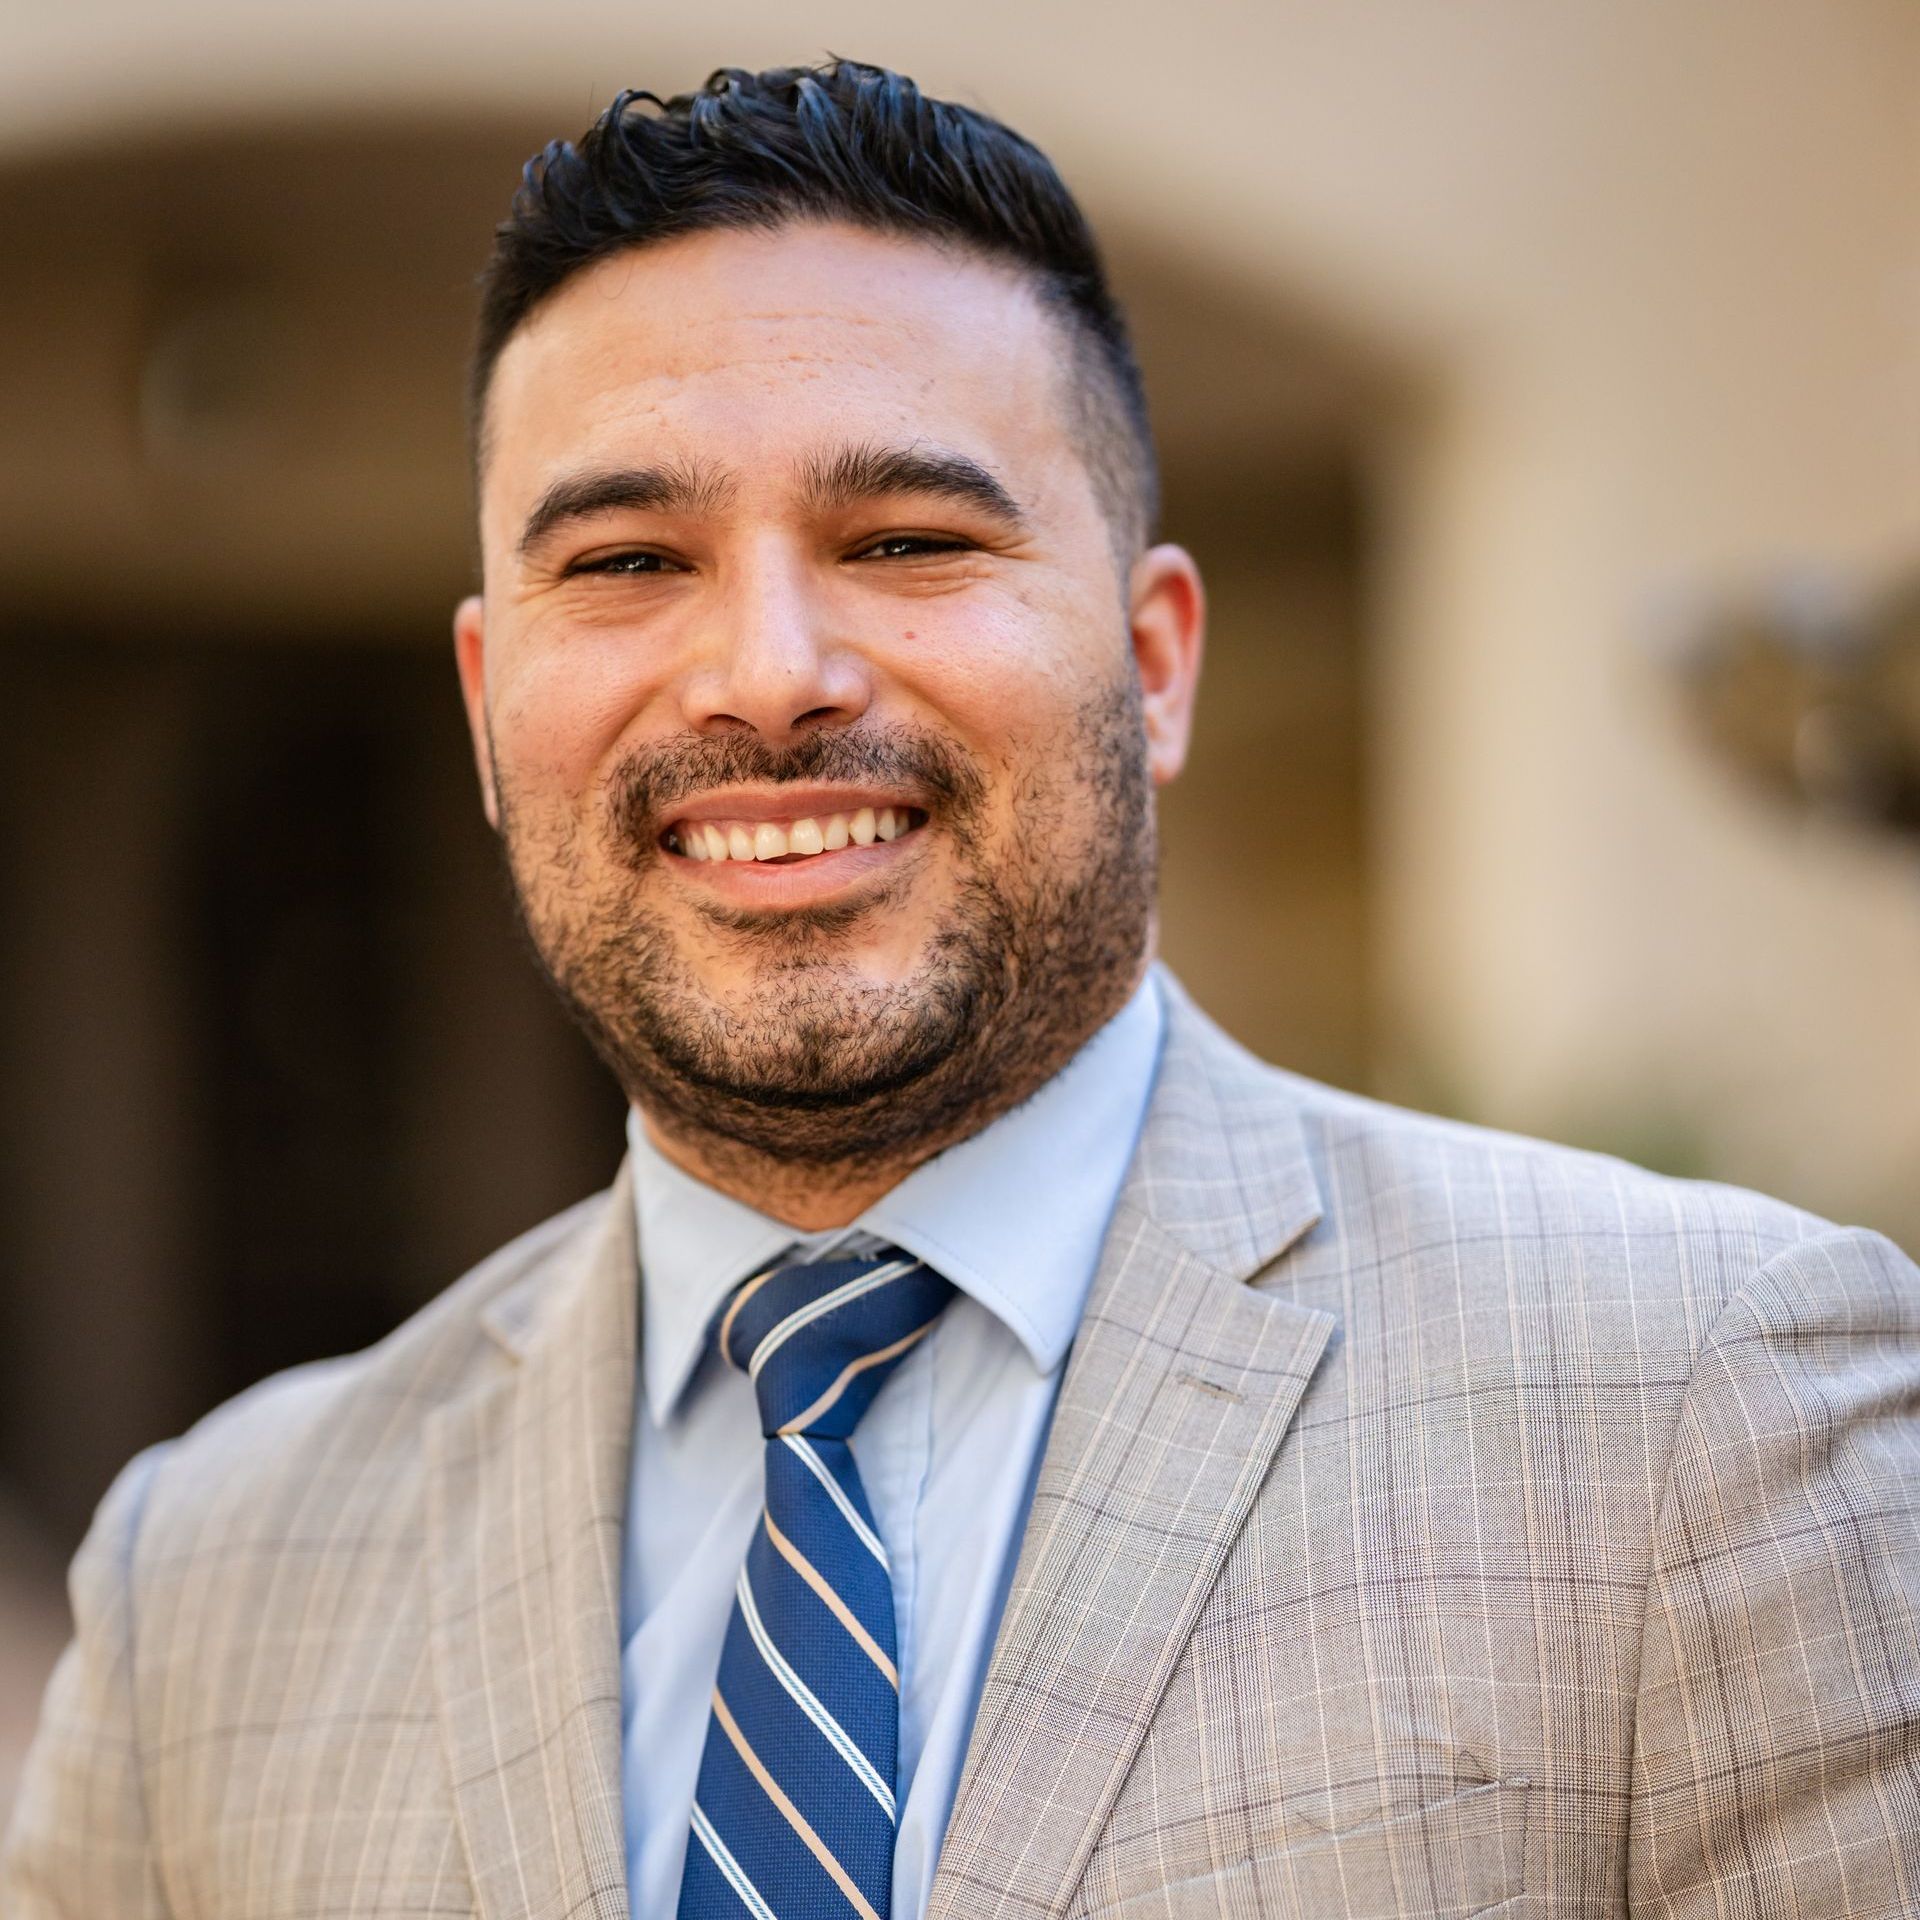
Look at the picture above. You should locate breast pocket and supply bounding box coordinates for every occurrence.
[1090,1775,1532,1920]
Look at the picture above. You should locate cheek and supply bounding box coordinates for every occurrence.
[489,631,666,803]
[894,584,1113,758]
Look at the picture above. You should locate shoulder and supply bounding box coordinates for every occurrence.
[1291,1068,1826,1273]
[1161,981,1846,1342]
[1288,1070,1919,1372]
[126,1183,617,1565]
[1196,1021,1920,1442]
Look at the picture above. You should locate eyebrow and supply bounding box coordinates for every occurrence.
[801,441,1029,529]
[516,460,736,557]
[514,440,1028,560]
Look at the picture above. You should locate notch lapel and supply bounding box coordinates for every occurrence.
[929,979,1336,1920]
[427,1164,638,1920]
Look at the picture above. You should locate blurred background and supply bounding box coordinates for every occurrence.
[2,0,1917,1821]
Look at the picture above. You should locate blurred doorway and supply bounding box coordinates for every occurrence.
[0,634,622,1545]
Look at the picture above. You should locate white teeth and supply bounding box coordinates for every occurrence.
[677,807,913,862]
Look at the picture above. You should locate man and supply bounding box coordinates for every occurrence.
[6,58,1918,1920]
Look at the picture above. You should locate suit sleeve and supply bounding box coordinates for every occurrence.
[1629,1226,1920,1918]
[0,1445,173,1919]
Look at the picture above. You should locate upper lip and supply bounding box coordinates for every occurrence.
[659,785,928,827]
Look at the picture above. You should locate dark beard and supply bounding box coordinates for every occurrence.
[495,676,1156,1182]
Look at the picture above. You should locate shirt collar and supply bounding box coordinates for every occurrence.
[628,972,1165,1426]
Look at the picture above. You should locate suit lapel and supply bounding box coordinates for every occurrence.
[929,978,1336,1920]
[427,1164,638,1920]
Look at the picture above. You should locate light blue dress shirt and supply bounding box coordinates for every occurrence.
[619,973,1165,1919]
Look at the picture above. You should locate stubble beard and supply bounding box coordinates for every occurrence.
[495,674,1156,1193]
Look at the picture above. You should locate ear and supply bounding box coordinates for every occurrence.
[1127,543,1205,785]
[452,594,501,831]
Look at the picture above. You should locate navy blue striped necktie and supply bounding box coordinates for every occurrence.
[678,1247,955,1920]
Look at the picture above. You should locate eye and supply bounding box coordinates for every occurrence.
[567,549,683,577]
[852,533,973,562]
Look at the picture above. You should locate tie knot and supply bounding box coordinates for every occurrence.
[717,1247,953,1440]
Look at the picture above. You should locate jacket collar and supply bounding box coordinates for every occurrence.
[1127,965,1324,1275]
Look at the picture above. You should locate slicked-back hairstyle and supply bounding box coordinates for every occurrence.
[471,60,1159,555]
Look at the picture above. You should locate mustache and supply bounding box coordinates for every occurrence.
[605,725,989,843]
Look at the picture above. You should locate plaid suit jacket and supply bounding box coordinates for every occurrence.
[7,976,1919,1918]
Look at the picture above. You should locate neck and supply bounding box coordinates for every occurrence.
[636,1115,917,1231]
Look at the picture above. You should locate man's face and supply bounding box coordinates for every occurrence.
[456,221,1202,1189]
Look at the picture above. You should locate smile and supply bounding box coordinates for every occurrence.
[664,805,929,864]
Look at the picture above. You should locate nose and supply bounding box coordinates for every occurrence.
[679,538,871,741]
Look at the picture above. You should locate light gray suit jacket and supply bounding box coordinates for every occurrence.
[7,980,1920,1918]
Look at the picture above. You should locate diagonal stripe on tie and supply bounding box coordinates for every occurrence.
[690,1711,866,1919]
[778,1318,941,1434]
[763,1512,898,1688]
[711,1689,885,1920]
[678,1246,955,1920]
[780,1433,890,1570]
[734,1562,896,1818]
[686,1804,778,1920]
[748,1256,926,1380]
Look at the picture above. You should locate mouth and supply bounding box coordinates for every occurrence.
[662,802,930,867]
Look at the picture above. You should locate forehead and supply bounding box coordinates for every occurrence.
[480,222,1071,513]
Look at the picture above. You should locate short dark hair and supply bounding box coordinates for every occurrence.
[471,60,1158,553]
